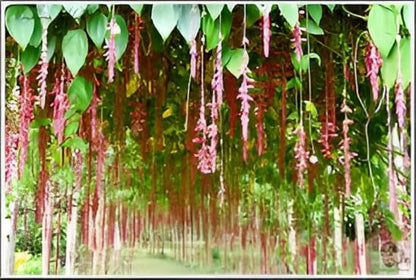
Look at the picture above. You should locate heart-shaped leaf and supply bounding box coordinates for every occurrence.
[62,29,88,76]
[87,12,107,48]
[326,4,336,12]
[5,5,34,50]
[177,4,200,43]
[206,4,224,20]
[21,45,41,74]
[130,4,144,15]
[225,49,249,78]
[368,4,397,58]
[63,4,87,20]
[246,4,261,27]
[86,4,99,15]
[380,42,398,88]
[400,37,411,88]
[402,4,412,36]
[67,76,93,112]
[151,4,180,42]
[29,8,42,48]
[307,4,322,25]
[300,18,324,35]
[114,15,129,61]
[202,9,232,51]
[37,4,61,27]
[227,4,236,12]
[278,3,299,28]
[46,35,57,62]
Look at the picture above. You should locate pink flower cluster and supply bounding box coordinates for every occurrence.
[18,74,35,179]
[211,41,224,108]
[339,100,357,197]
[89,85,100,142]
[394,75,406,129]
[365,42,382,101]
[37,27,49,109]
[237,67,254,161]
[318,121,337,158]
[291,22,306,62]
[52,63,70,144]
[5,125,19,193]
[294,125,309,187]
[189,39,198,79]
[104,17,119,83]
[193,101,213,173]
[262,13,271,57]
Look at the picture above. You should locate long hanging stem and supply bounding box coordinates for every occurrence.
[306,7,315,155]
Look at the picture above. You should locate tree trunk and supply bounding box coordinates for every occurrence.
[354,212,367,275]
[42,182,54,275]
[65,192,79,275]
[333,204,343,273]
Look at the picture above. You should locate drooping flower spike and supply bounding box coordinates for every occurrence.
[365,42,382,101]
[104,17,120,83]
[37,26,49,109]
[291,22,307,62]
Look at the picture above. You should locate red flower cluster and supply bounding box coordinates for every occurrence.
[318,121,337,159]
[52,63,70,144]
[365,42,382,101]
[18,74,35,178]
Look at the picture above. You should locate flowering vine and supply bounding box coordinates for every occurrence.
[104,17,120,83]
[291,22,306,62]
[5,125,18,193]
[189,38,198,79]
[262,11,271,57]
[339,98,356,197]
[294,125,308,187]
[37,26,49,109]
[364,42,382,101]
[17,73,35,179]
[52,63,70,144]
[254,94,267,156]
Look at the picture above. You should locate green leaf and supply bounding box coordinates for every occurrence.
[177,4,200,43]
[202,9,232,51]
[21,45,41,74]
[402,4,412,35]
[300,18,324,35]
[151,4,180,42]
[46,35,57,62]
[29,9,42,48]
[87,12,107,48]
[307,4,322,25]
[86,4,99,15]
[30,118,51,128]
[326,4,336,12]
[278,3,298,28]
[400,37,411,88]
[246,5,261,27]
[304,101,318,118]
[130,4,144,15]
[368,5,397,58]
[5,5,35,50]
[206,4,224,20]
[286,77,302,90]
[220,8,233,40]
[380,42,398,88]
[227,4,236,12]
[290,53,300,72]
[36,4,61,27]
[300,53,321,71]
[225,49,249,79]
[67,76,93,113]
[61,136,89,153]
[114,15,129,61]
[64,121,79,136]
[62,29,88,76]
[63,4,87,21]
